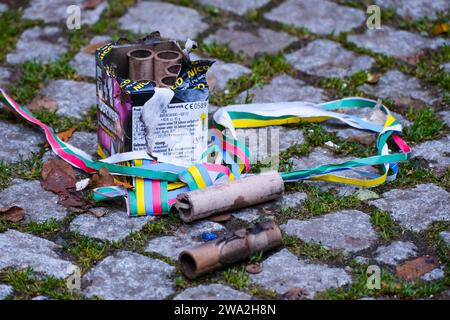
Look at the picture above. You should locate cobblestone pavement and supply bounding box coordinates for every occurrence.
[0,0,449,300]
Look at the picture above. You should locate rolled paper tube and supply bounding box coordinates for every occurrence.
[127,48,155,81]
[157,75,177,88]
[165,64,181,76]
[174,171,284,223]
[154,50,183,82]
[179,220,282,279]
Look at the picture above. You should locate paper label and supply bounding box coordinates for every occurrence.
[132,101,208,164]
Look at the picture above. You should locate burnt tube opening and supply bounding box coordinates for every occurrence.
[175,195,192,222]
[179,252,197,279]
[166,64,181,75]
[161,76,176,87]
[157,50,181,61]
[128,49,153,59]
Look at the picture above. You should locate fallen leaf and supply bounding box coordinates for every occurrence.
[88,207,109,218]
[84,0,103,10]
[90,167,115,188]
[44,128,75,148]
[113,177,134,189]
[245,263,262,274]
[366,72,382,84]
[41,159,83,207]
[0,206,25,222]
[432,23,449,35]
[208,213,232,222]
[282,287,308,300]
[396,256,439,282]
[28,95,58,113]
[83,41,107,54]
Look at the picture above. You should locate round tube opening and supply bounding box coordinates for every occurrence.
[179,252,197,279]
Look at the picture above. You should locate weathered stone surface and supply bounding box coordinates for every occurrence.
[421,268,445,281]
[412,135,450,170]
[70,209,152,242]
[6,26,68,65]
[145,221,225,260]
[292,147,377,196]
[0,230,79,279]
[374,241,417,266]
[277,192,308,209]
[286,40,374,78]
[347,27,448,60]
[0,284,13,300]
[197,0,270,15]
[205,22,296,58]
[250,249,352,298]
[324,107,410,142]
[239,75,326,104]
[0,121,44,164]
[38,80,97,119]
[191,53,251,91]
[265,0,365,35]
[0,3,8,12]
[282,210,377,253]
[23,0,106,24]
[119,2,209,40]
[233,207,261,222]
[440,231,450,245]
[0,179,68,222]
[376,0,450,19]
[369,184,450,232]
[439,111,450,127]
[0,66,11,88]
[70,35,110,78]
[174,284,252,300]
[360,70,439,107]
[83,251,175,300]
[67,131,98,156]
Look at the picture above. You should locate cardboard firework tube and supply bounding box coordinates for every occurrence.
[179,220,282,279]
[165,64,181,76]
[154,50,183,81]
[157,75,177,88]
[175,171,284,223]
[127,48,155,81]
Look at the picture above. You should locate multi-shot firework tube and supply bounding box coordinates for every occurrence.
[154,50,183,81]
[127,48,155,81]
[179,220,282,279]
[175,171,284,222]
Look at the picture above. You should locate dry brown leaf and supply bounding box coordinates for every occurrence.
[432,23,449,35]
[0,206,25,222]
[28,95,57,113]
[84,0,104,10]
[44,128,75,148]
[396,256,439,282]
[113,178,134,189]
[41,159,83,207]
[367,72,382,84]
[83,41,107,54]
[90,167,115,188]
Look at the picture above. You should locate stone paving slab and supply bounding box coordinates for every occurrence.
[375,0,450,19]
[0,120,44,164]
[411,135,450,171]
[360,70,440,107]
[347,27,448,61]
[23,0,107,25]
[70,35,110,78]
[145,221,225,260]
[0,179,68,222]
[38,80,97,119]
[119,1,209,41]
[197,0,270,16]
[6,26,69,65]
[265,0,365,35]
[42,131,98,164]
[0,230,79,280]
[249,249,352,298]
[0,3,8,12]
[174,284,252,300]
[440,231,450,245]
[238,75,327,104]
[439,111,450,127]
[70,209,152,242]
[205,22,296,58]
[292,147,377,196]
[82,251,175,300]
[0,284,13,300]
[374,241,418,266]
[190,53,251,92]
[0,67,11,89]
[369,184,450,232]
[421,268,445,281]
[282,210,377,253]
[286,40,374,78]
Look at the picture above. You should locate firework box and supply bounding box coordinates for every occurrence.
[95,34,212,164]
